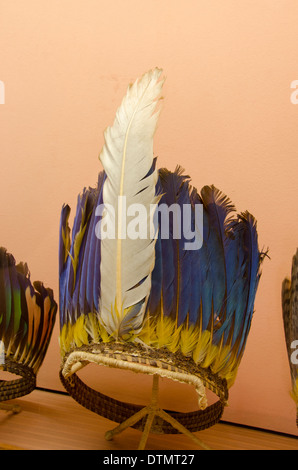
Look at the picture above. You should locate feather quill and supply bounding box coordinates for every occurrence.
[98,68,164,337]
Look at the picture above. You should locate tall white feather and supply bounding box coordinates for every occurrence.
[99,68,164,337]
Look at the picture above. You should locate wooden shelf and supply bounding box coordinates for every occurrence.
[0,389,297,450]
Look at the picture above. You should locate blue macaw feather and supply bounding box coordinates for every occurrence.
[158,168,184,320]
[176,179,193,326]
[70,188,97,321]
[78,210,93,314]
[200,185,235,329]
[184,188,221,334]
[78,173,105,314]
[79,192,98,315]
[188,252,201,324]
[189,203,213,329]
[234,212,261,355]
[241,212,261,312]
[59,173,106,328]
[210,218,245,344]
[212,211,261,354]
[159,221,175,315]
[91,172,106,311]
[197,202,215,332]
[152,167,194,326]
[59,197,81,327]
[67,189,90,322]
[175,178,194,325]
[80,206,97,313]
[71,247,85,320]
[230,241,250,348]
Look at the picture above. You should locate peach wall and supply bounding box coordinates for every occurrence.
[1,0,298,437]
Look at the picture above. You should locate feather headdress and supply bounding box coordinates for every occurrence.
[59,69,265,432]
[282,249,298,426]
[0,247,57,401]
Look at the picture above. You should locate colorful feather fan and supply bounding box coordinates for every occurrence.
[0,247,57,401]
[59,69,265,430]
[282,249,298,425]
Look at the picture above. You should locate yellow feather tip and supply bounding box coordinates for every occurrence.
[60,311,242,388]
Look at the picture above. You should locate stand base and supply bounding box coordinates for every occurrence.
[0,402,21,414]
[105,375,211,450]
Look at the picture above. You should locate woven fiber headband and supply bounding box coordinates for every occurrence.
[60,342,228,433]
